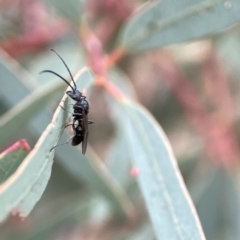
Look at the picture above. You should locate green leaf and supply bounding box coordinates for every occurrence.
[16,192,91,240]
[228,172,240,239]
[117,0,240,52]
[57,145,135,219]
[41,0,82,26]
[105,67,137,186]
[195,168,221,240]
[0,90,70,222]
[105,133,131,185]
[115,99,205,239]
[186,161,216,205]
[0,139,30,184]
[127,223,155,240]
[0,51,133,219]
[0,80,66,147]
[196,169,240,240]
[49,68,134,219]
[216,33,240,75]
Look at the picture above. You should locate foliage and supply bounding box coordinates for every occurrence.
[0,0,240,239]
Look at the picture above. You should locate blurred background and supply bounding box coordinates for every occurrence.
[1,0,240,239]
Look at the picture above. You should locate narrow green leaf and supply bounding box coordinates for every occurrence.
[0,51,133,219]
[118,0,240,52]
[127,223,155,240]
[49,69,134,219]
[105,133,131,185]
[195,168,221,240]
[0,80,66,147]
[229,172,240,239]
[0,139,30,184]
[216,33,240,75]
[115,99,205,239]
[105,67,137,185]
[196,169,240,240]
[0,91,70,222]
[17,192,91,240]
[57,145,135,219]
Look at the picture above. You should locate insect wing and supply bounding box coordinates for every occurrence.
[82,111,89,154]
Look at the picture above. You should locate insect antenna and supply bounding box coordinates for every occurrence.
[50,49,77,91]
[40,70,75,92]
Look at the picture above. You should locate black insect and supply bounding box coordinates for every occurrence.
[40,49,93,154]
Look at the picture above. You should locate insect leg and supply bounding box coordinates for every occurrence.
[50,118,79,152]
[50,135,75,152]
[65,123,72,128]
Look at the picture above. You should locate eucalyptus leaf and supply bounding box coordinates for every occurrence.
[57,145,135,219]
[118,0,240,52]
[0,139,30,184]
[115,99,205,239]
[105,132,131,185]
[196,169,240,240]
[16,192,90,240]
[105,67,137,185]
[196,170,220,240]
[128,223,155,240]
[0,91,70,222]
[216,33,240,75]
[0,80,66,147]
[50,68,134,219]
[0,51,133,218]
